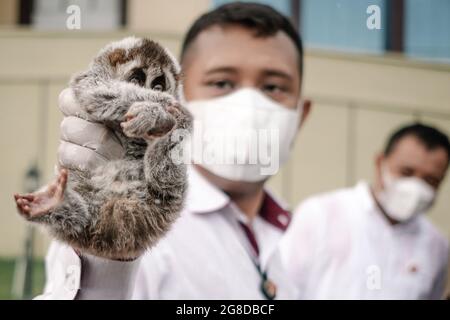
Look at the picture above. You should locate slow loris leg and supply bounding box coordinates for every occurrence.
[79,102,191,258]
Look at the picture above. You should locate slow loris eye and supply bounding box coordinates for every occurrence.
[128,69,146,86]
[151,75,166,91]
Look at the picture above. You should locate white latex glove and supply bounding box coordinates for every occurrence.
[57,88,125,172]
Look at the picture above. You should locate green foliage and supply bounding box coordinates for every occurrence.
[0,258,45,300]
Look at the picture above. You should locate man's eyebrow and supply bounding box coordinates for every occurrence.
[262,69,294,81]
[205,67,237,75]
[204,67,294,80]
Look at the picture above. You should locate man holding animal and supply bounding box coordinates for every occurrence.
[15,3,311,299]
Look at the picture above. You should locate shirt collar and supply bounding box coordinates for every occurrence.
[259,190,291,231]
[354,180,377,213]
[185,166,291,231]
[184,165,230,213]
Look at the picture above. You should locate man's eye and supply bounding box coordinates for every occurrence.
[400,168,414,177]
[210,80,233,90]
[263,84,285,93]
[425,177,440,188]
[151,75,166,91]
[128,69,146,86]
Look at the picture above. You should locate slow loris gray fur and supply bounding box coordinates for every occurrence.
[30,37,192,259]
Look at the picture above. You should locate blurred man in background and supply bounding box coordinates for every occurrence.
[280,123,450,299]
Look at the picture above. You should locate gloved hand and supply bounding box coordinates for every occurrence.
[57,88,125,172]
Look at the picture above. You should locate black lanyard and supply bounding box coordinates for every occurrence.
[254,260,277,300]
[239,221,277,300]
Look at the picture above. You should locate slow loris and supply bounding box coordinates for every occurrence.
[14,37,192,260]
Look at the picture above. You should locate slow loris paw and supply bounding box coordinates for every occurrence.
[166,103,193,132]
[14,169,67,220]
[121,101,176,140]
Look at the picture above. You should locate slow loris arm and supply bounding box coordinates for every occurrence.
[71,72,162,124]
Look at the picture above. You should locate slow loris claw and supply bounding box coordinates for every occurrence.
[121,101,176,140]
[14,169,67,220]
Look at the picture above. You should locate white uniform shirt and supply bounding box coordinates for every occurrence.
[279,181,449,300]
[42,166,296,299]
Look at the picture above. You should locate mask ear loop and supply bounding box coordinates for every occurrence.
[294,98,304,129]
[381,162,397,190]
[284,98,303,152]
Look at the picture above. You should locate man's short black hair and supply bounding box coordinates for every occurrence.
[180,2,303,74]
[384,123,450,163]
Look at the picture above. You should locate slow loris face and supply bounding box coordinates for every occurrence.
[95,37,181,98]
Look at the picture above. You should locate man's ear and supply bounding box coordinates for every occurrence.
[299,99,312,128]
[375,153,385,190]
[375,153,385,170]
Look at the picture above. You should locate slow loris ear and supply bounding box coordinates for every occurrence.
[108,49,127,67]
[174,72,182,83]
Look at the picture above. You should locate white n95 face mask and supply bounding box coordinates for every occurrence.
[185,88,301,182]
[377,165,436,222]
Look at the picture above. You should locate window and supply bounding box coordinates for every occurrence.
[300,0,450,62]
[20,0,126,30]
[300,0,387,54]
[404,0,450,62]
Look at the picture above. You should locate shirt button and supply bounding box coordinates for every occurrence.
[408,265,418,273]
[277,214,289,227]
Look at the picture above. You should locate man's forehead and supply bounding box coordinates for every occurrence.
[183,24,300,74]
[388,135,449,174]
